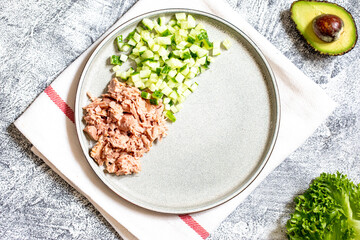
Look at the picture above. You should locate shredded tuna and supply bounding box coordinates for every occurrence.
[83,78,167,175]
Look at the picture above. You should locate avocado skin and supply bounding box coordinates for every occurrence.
[290,0,358,56]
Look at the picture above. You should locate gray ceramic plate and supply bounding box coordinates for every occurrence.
[75,9,280,214]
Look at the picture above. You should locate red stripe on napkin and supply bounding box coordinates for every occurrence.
[179,214,209,239]
[44,86,209,238]
[44,85,75,123]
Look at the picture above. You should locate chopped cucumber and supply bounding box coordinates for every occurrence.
[109,13,228,119]
[141,91,151,99]
[112,65,121,72]
[165,110,176,122]
[150,98,159,105]
[110,55,121,65]
[212,41,221,56]
[115,35,123,51]
[222,39,231,49]
[152,90,164,99]
[142,18,155,30]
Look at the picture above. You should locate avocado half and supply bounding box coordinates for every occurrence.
[291,0,357,55]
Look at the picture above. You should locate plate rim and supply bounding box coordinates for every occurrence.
[75,8,281,214]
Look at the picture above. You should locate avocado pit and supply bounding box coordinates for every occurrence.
[312,14,344,43]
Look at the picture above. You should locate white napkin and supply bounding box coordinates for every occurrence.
[15,0,337,239]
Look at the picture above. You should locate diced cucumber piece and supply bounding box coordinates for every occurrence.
[152,90,164,99]
[153,54,160,61]
[197,47,208,58]
[167,80,176,89]
[159,81,167,90]
[183,79,192,88]
[115,35,123,51]
[119,54,128,62]
[161,29,172,37]
[187,15,196,28]
[195,23,204,31]
[144,80,152,88]
[150,98,159,105]
[151,44,160,52]
[133,32,141,43]
[110,55,121,65]
[170,105,179,113]
[180,21,189,30]
[134,80,145,89]
[157,16,166,26]
[116,71,127,79]
[141,49,154,59]
[136,41,144,48]
[146,38,155,48]
[168,69,177,78]
[165,110,176,122]
[175,73,185,82]
[140,69,151,78]
[187,72,196,79]
[112,65,121,72]
[163,97,171,104]
[222,39,231,49]
[132,48,139,56]
[176,103,184,110]
[183,89,191,97]
[155,79,163,88]
[155,25,167,34]
[158,47,169,58]
[128,38,136,46]
[149,83,157,92]
[136,26,144,33]
[134,57,141,64]
[162,86,172,96]
[169,91,178,100]
[189,82,198,92]
[131,73,140,82]
[141,91,151,99]
[142,18,155,30]
[176,41,188,50]
[141,31,151,42]
[126,67,134,76]
[180,65,190,76]
[168,19,177,26]
[139,46,148,54]
[120,44,131,52]
[149,73,158,81]
[175,13,186,21]
[157,36,171,45]
[167,58,183,69]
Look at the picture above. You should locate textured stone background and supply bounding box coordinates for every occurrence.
[1,0,360,239]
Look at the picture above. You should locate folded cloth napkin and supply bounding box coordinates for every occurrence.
[15,0,337,239]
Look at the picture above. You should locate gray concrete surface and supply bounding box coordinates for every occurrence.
[1,0,360,239]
